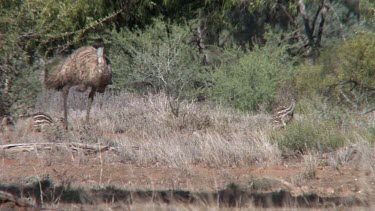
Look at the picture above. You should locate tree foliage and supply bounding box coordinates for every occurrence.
[296,30,375,112]
[0,0,374,119]
[0,0,124,117]
[110,18,202,98]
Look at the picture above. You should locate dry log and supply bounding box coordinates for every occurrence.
[67,142,119,155]
[0,142,120,155]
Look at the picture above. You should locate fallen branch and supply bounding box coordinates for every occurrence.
[67,142,119,155]
[0,142,121,155]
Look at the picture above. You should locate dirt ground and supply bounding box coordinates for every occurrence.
[1,150,374,210]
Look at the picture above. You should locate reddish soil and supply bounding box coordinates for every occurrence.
[0,151,374,209]
[0,153,373,194]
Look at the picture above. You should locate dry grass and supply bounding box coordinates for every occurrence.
[1,89,375,176]
[1,90,280,168]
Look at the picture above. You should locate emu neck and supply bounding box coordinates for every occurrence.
[97,47,104,58]
[97,47,104,65]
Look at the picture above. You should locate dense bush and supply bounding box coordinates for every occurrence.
[295,64,336,99]
[274,121,347,154]
[295,30,375,112]
[336,31,375,85]
[0,47,42,116]
[109,18,203,100]
[211,39,295,111]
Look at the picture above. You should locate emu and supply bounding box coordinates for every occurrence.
[45,38,112,130]
[30,112,54,132]
[20,112,62,132]
[272,98,296,128]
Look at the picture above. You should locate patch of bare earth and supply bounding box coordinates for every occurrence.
[0,151,373,210]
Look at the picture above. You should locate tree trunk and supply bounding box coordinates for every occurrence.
[297,0,314,45]
[316,4,328,46]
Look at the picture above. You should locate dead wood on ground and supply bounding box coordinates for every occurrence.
[0,142,120,155]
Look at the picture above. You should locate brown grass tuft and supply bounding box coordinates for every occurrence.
[4,91,280,168]
[3,90,375,171]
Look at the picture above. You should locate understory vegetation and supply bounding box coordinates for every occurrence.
[1,89,374,171]
[1,0,375,195]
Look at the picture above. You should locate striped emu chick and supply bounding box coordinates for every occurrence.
[272,98,296,128]
[31,112,54,132]
[45,38,112,130]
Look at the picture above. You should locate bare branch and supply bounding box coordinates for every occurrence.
[316,4,328,46]
[278,4,305,44]
[311,1,324,36]
[297,0,313,44]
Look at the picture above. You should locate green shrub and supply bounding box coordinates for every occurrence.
[274,121,347,154]
[248,178,272,191]
[305,31,375,111]
[0,59,41,116]
[211,39,295,111]
[295,64,337,99]
[337,31,375,84]
[109,18,203,100]
[295,31,375,113]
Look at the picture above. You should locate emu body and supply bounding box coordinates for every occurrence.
[31,112,54,132]
[46,42,112,130]
[272,99,296,128]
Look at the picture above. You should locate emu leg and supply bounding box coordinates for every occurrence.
[86,87,97,124]
[280,114,286,129]
[62,86,70,130]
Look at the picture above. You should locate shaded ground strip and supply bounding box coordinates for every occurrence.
[0,179,368,209]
